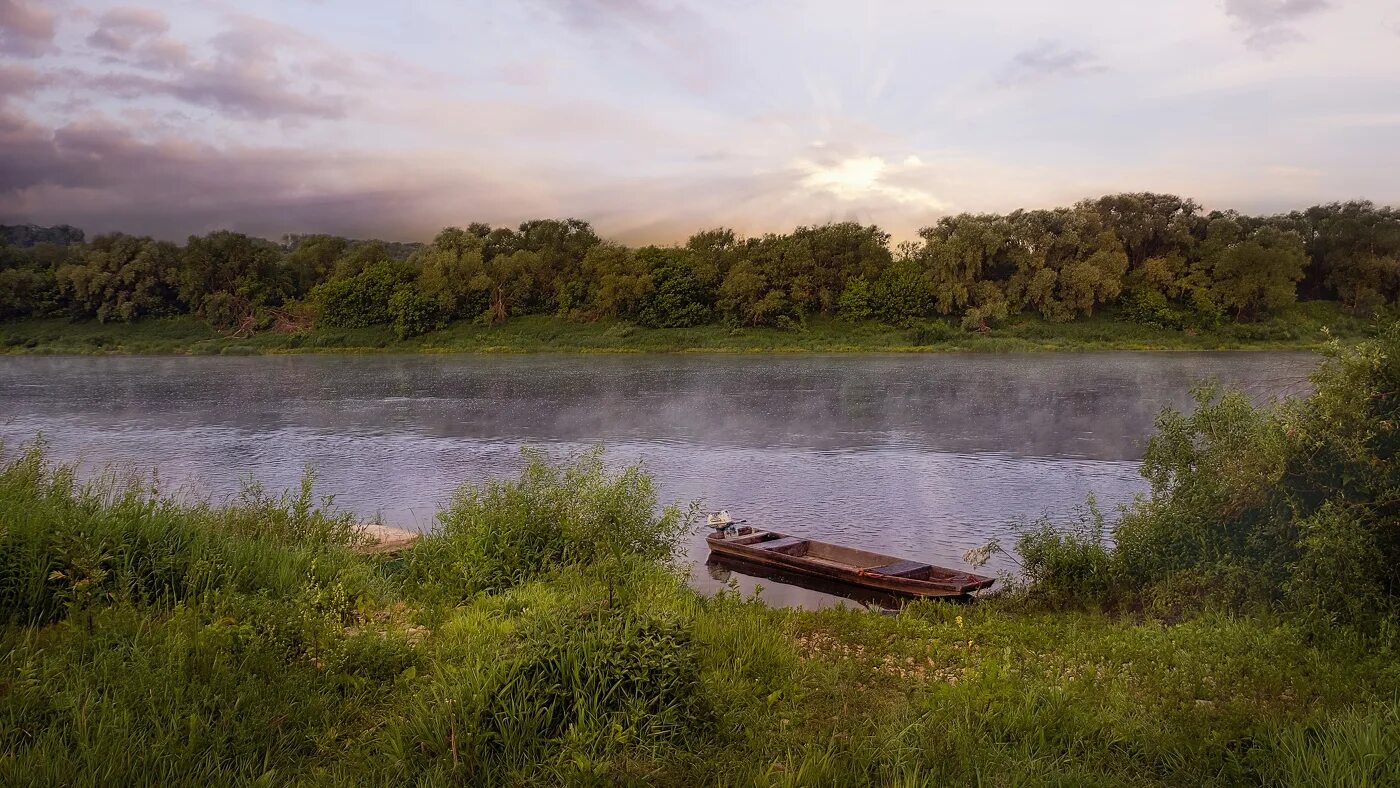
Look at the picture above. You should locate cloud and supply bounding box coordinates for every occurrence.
[1000,41,1105,86]
[0,109,538,240]
[87,70,346,121]
[1222,0,1330,49]
[529,0,724,94]
[0,0,56,57]
[0,63,49,102]
[75,15,358,120]
[86,6,190,70]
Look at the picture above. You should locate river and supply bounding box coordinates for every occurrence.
[0,352,1315,607]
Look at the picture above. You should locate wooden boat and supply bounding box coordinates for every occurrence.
[706,525,994,599]
[705,553,911,610]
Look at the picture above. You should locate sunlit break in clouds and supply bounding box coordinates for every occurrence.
[1,0,1398,243]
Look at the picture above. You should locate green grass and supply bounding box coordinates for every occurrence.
[0,301,1380,355]
[2,441,1398,785]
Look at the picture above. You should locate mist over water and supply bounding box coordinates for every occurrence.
[0,352,1315,608]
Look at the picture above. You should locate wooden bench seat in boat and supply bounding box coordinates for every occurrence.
[754,536,809,554]
[868,560,931,578]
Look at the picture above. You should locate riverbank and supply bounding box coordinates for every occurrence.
[0,301,1378,355]
[2,444,1396,785]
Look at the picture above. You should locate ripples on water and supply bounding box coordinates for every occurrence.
[0,352,1316,608]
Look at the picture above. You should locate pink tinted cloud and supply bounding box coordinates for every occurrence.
[0,0,56,57]
[86,6,190,69]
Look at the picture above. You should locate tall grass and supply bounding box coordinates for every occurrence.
[0,303,1381,356]
[3,438,1399,785]
[401,447,692,600]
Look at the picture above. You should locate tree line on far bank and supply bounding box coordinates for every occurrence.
[2,194,1397,339]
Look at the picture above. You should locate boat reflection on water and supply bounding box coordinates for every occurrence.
[704,554,972,612]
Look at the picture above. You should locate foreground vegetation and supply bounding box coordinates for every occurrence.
[1,327,1396,784]
[0,302,1377,356]
[3,196,1398,351]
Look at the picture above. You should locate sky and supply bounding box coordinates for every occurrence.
[1,0,1398,244]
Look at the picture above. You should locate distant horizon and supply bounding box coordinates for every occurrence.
[4,192,1397,248]
[3,1,1398,244]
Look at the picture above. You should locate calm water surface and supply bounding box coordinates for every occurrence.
[0,352,1315,607]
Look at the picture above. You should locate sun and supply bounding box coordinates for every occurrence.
[798,155,947,209]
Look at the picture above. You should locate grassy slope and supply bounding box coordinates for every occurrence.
[0,301,1379,355]
[5,553,1396,785]
[2,448,1396,786]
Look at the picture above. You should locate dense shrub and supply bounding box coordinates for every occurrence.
[439,610,707,758]
[1008,322,1399,626]
[388,284,447,339]
[1012,497,1117,605]
[637,252,712,328]
[402,448,691,597]
[837,276,874,321]
[312,262,415,328]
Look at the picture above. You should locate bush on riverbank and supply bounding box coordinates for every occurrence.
[1007,322,1399,628]
[402,448,690,599]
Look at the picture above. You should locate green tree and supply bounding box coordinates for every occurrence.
[516,219,601,311]
[718,259,792,327]
[54,234,183,322]
[916,214,1012,314]
[636,247,710,328]
[388,284,446,339]
[1052,239,1129,320]
[960,281,1010,331]
[1086,193,1202,269]
[580,243,652,320]
[791,223,892,314]
[836,276,874,322]
[1202,220,1307,318]
[414,228,490,320]
[1287,201,1400,308]
[715,233,817,327]
[484,250,545,323]
[312,262,415,328]
[180,232,290,319]
[684,228,740,290]
[0,243,65,319]
[283,235,349,297]
[871,261,936,324]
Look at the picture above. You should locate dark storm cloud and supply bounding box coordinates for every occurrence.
[0,110,501,239]
[1222,0,1331,48]
[0,105,818,246]
[0,0,56,57]
[999,41,1105,86]
[87,6,190,70]
[0,111,98,196]
[76,14,350,120]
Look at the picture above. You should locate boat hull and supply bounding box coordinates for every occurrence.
[705,528,993,599]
